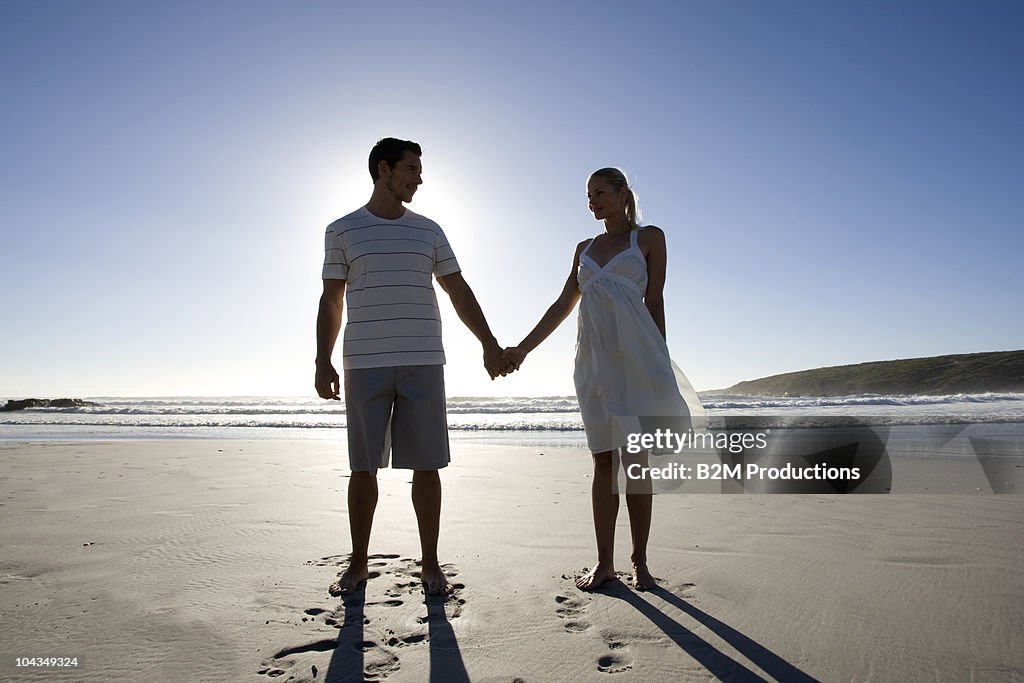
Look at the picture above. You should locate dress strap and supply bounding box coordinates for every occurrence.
[630,228,640,252]
[580,238,595,259]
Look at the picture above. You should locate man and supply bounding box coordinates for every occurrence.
[315,138,511,595]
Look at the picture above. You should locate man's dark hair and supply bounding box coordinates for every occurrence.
[369,138,422,182]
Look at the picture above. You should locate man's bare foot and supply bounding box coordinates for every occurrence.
[329,562,369,596]
[420,562,453,596]
[575,562,616,591]
[632,563,656,591]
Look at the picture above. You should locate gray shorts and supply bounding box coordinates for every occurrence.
[344,365,450,474]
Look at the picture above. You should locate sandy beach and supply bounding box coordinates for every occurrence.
[1,439,1022,682]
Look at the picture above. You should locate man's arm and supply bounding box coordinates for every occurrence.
[315,278,346,399]
[436,272,510,379]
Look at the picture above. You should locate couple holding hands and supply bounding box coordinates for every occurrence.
[315,137,703,596]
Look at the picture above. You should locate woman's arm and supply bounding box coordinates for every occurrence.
[505,240,588,368]
[640,226,668,340]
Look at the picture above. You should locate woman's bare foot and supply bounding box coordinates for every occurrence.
[329,562,369,596]
[575,562,617,591]
[420,562,453,596]
[632,562,656,591]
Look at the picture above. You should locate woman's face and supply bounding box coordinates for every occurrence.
[587,176,626,221]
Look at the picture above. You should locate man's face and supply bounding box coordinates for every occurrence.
[382,150,423,203]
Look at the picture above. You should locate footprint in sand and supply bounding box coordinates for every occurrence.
[305,553,347,567]
[596,634,635,674]
[554,592,592,633]
[256,667,287,678]
[368,553,400,568]
[386,633,428,647]
[388,559,467,637]
[322,553,416,596]
[265,554,466,680]
[384,581,419,598]
[386,558,465,612]
[672,581,697,594]
[597,652,633,675]
[258,638,347,680]
[448,592,467,619]
[308,552,398,569]
[359,641,401,679]
[261,614,403,680]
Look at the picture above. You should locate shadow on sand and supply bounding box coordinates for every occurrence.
[597,582,820,682]
[324,586,368,682]
[318,586,468,682]
[426,592,469,683]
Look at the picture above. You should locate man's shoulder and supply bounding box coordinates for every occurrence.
[326,207,370,234]
[401,209,443,232]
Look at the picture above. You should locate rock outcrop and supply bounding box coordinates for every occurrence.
[1,398,101,412]
[713,350,1024,397]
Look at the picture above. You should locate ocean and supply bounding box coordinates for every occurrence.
[2,393,1023,449]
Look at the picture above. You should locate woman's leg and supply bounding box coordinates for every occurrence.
[576,450,619,590]
[625,492,655,589]
[620,447,656,590]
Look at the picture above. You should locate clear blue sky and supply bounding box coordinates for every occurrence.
[1,0,1021,397]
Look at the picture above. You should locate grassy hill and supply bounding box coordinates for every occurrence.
[716,350,1024,397]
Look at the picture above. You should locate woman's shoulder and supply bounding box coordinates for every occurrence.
[637,225,666,245]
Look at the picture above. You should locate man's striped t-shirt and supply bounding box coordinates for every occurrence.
[322,207,461,369]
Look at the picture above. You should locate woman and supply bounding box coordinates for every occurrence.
[504,167,704,591]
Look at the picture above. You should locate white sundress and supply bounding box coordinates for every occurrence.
[574,228,706,453]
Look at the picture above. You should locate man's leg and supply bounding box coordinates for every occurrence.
[331,470,378,595]
[576,451,619,590]
[412,469,452,595]
[336,367,393,596]
[392,366,452,596]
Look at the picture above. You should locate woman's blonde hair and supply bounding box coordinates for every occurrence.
[589,167,640,231]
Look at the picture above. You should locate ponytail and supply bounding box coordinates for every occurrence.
[624,188,639,231]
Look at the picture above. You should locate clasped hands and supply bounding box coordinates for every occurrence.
[483,342,527,380]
